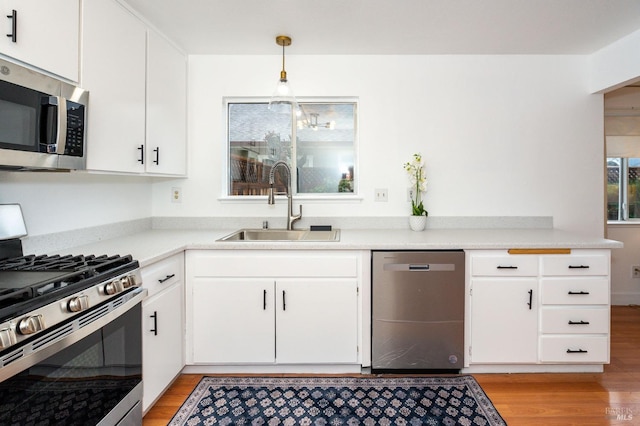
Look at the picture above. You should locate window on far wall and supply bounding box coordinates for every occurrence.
[607,157,640,221]
[226,99,357,197]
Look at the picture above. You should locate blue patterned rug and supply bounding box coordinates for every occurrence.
[168,376,506,425]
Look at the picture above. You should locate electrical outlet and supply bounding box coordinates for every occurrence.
[374,188,388,202]
[407,187,415,202]
[171,187,182,203]
[632,265,640,278]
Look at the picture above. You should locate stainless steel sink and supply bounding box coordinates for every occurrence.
[217,228,340,242]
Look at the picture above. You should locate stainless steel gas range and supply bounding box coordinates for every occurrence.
[0,209,145,425]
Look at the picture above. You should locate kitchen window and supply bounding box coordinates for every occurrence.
[607,157,640,221]
[226,99,357,197]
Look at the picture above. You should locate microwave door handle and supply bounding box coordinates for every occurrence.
[41,96,67,154]
[55,97,67,154]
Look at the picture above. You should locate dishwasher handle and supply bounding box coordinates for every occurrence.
[383,263,456,272]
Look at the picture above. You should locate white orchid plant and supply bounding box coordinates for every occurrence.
[403,153,428,217]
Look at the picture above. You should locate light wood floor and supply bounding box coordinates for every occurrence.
[143,306,640,425]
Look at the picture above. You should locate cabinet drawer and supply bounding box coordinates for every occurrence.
[142,253,184,298]
[540,336,608,363]
[471,255,538,276]
[188,250,359,278]
[541,254,609,276]
[540,307,609,334]
[541,278,609,305]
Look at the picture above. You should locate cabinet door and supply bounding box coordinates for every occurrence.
[470,278,538,363]
[191,278,275,363]
[82,0,146,173]
[146,30,187,175]
[0,0,79,81]
[276,279,358,364]
[142,282,183,412]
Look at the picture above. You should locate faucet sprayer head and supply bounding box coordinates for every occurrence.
[268,185,275,204]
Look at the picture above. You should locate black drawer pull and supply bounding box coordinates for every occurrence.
[568,265,590,269]
[568,291,590,295]
[158,273,175,283]
[527,289,533,310]
[263,289,267,310]
[568,320,590,325]
[497,265,518,269]
[282,290,286,311]
[566,349,588,354]
[153,147,160,165]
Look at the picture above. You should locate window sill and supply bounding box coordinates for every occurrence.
[218,195,364,203]
[607,220,640,227]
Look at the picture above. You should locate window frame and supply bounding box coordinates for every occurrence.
[221,97,360,201]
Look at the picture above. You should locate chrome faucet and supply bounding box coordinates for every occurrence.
[268,161,302,230]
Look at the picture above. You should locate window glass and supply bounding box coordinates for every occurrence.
[227,100,357,196]
[607,157,640,221]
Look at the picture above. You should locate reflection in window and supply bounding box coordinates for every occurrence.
[227,100,357,196]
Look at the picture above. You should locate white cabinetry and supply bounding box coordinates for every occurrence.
[82,0,146,173]
[469,253,538,363]
[82,0,187,175]
[145,30,187,175]
[468,249,611,370]
[186,250,360,366]
[0,0,79,81]
[141,253,185,413]
[539,251,610,363]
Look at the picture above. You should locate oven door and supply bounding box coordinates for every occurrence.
[0,288,145,426]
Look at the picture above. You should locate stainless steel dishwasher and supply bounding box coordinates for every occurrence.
[372,250,465,371]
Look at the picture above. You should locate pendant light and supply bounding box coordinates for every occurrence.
[269,35,298,111]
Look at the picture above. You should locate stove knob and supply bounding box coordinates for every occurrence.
[67,295,89,313]
[0,328,17,349]
[122,274,138,288]
[103,279,124,295]
[18,315,45,335]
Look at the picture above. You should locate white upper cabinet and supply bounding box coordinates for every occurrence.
[82,0,146,173]
[146,30,187,175]
[82,0,187,175]
[0,0,80,81]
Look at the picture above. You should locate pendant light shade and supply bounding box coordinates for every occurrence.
[269,35,298,110]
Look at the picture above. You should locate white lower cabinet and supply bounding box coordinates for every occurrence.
[470,278,538,363]
[468,249,611,370]
[187,250,360,366]
[141,254,185,413]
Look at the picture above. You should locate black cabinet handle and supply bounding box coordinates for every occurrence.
[568,265,590,269]
[150,311,158,336]
[497,265,518,269]
[158,273,175,283]
[566,349,588,354]
[137,144,144,164]
[568,291,590,295]
[263,289,267,310]
[282,290,286,311]
[6,10,16,43]
[527,289,533,310]
[568,320,590,325]
[153,147,160,165]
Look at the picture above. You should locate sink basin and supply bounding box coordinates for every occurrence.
[217,228,340,242]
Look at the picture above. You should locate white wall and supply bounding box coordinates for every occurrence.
[152,54,605,235]
[590,28,640,93]
[0,172,152,236]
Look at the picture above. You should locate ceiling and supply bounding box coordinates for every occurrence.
[121,0,640,55]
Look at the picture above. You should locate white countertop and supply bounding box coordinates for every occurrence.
[55,228,623,267]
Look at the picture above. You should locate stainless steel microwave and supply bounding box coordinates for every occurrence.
[0,58,88,171]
